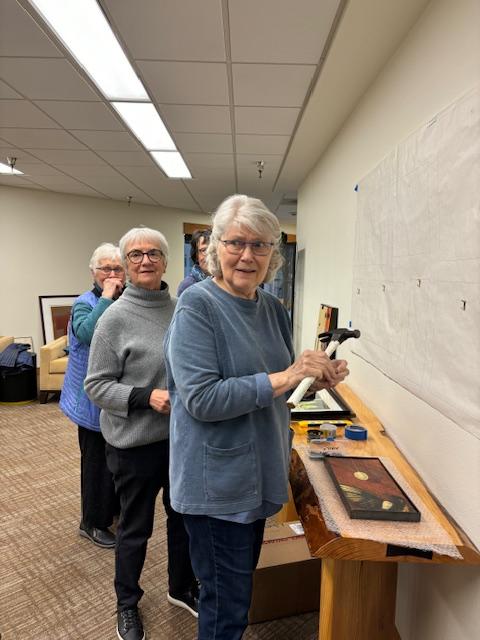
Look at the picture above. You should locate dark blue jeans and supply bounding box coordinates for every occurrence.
[183,515,266,640]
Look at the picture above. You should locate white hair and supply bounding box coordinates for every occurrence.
[206,194,283,282]
[89,242,121,271]
[119,226,169,264]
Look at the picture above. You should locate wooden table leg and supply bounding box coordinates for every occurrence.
[319,558,399,640]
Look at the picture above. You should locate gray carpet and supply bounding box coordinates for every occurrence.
[0,401,318,639]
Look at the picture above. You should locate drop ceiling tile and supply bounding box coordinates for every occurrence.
[0,0,62,57]
[236,134,289,155]
[14,162,66,177]
[104,0,225,61]
[0,100,58,128]
[26,149,108,166]
[26,174,104,197]
[236,154,282,173]
[184,153,234,180]
[138,61,229,105]
[61,165,123,179]
[70,131,140,151]
[34,101,124,131]
[116,166,200,210]
[97,151,154,167]
[160,105,231,134]
[75,175,156,205]
[0,128,86,150]
[175,133,233,154]
[0,145,43,163]
[229,0,340,63]
[0,59,98,100]
[0,79,22,99]
[235,107,299,135]
[187,181,236,212]
[232,64,315,107]
[0,176,46,189]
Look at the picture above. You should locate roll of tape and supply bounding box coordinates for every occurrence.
[345,425,368,440]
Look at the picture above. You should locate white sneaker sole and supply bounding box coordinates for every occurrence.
[167,594,199,618]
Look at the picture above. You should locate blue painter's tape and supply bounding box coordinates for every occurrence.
[345,425,368,440]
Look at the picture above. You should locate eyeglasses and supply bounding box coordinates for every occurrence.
[198,247,208,255]
[95,266,124,275]
[126,249,164,264]
[220,239,274,256]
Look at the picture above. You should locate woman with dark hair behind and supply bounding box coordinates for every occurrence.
[177,228,211,296]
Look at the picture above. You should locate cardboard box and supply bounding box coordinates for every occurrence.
[249,522,321,623]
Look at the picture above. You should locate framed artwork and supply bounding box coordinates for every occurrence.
[39,295,78,344]
[290,387,355,420]
[324,457,421,522]
[315,304,338,351]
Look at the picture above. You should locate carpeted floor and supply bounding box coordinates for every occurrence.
[0,401,318,640]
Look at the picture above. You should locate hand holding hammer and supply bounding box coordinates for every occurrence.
[286,328,360,408]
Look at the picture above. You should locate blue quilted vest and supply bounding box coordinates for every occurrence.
[59,291,101,430]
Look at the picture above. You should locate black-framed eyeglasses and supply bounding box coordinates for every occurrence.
[126,249,164,264]
[95,266,124,275]
[220,239,274,256]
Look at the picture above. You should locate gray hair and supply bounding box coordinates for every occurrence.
[206,194,283,282]
[119,226,169,264]
[89,242,122,271]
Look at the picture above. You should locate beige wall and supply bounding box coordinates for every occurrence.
[297,1,480,639]
[0,186,211,351]
[0,186,296,351]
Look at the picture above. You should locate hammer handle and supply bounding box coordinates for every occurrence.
[286,340,340,408]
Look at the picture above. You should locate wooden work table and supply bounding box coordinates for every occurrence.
[289,384,480,640]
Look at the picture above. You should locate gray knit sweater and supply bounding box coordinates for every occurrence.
[84,282,176,449]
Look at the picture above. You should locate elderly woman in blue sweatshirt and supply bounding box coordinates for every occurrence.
[165,194,349,640]
[60,242,125,549]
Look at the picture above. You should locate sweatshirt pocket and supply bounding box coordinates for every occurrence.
[204,441,257,501]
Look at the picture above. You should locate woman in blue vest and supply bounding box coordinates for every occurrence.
[60,242,125,549]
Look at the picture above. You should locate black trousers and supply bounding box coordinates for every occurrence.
[78,427,118,529]
[105,439,196,610]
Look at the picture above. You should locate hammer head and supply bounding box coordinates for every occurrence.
[318,328,361,345]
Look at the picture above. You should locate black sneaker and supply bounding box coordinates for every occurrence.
[117,607,145,640]
[167,589,199,618]
[79,522,116,549]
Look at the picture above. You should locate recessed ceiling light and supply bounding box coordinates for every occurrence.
[112,102,176,151]
[0,162,23,175]
[150,152,192,179]
[28,0,148,100]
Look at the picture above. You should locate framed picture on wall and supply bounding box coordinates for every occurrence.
[39,295,78,344]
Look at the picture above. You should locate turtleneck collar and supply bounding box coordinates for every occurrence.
[123,281,171,307]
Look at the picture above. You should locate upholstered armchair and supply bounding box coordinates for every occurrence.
[0,336,14,352]
[39,335,68,403]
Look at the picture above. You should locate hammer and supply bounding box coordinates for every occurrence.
[287,328,361,408]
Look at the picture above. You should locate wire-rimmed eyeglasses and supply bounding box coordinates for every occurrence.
[126,249,164,264]
[95,266,124,275]
[220,239,274,256]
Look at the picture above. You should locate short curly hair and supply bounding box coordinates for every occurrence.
[206,195,284,283]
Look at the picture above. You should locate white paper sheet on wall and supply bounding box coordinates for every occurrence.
[351,87,480,438]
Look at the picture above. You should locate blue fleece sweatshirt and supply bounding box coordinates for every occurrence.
[164,278,294,516]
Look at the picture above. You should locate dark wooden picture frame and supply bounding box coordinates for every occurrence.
[324,456,421,522]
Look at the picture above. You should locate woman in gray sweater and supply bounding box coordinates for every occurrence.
[85,227,196,640]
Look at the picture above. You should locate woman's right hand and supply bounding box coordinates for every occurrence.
[269,350,349,398]
[149,389,171,414]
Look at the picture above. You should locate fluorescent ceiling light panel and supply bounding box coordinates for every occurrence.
[0,162,23,175]
[112,102,176,151]
[151,152,192,179]
[28,0,148,100]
